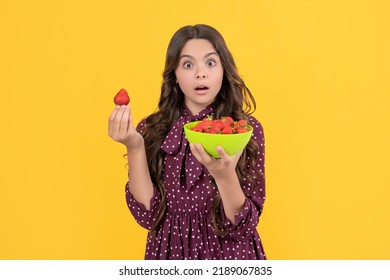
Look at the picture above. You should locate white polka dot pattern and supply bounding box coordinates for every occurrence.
[125,105,266,260]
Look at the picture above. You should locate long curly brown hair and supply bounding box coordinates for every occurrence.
[141,24,261,236]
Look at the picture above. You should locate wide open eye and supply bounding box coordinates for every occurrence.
[183,61,193,69]
[207,60,216,67]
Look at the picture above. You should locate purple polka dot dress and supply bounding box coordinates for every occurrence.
[125,104,266,260]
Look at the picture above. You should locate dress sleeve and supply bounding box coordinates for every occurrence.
[125,182,161,230]
[221,116,266,241]
[124,118,161,230]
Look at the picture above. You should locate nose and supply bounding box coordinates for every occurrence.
[196,67,207,79]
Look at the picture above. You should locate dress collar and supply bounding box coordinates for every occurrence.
[161,103,215,188]
[161,104,214,155]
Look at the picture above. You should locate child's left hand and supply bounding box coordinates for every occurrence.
[189,143,243,180]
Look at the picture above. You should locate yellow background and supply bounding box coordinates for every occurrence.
[1,0,389,259]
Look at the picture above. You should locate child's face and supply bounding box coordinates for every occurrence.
[175,39,223,115]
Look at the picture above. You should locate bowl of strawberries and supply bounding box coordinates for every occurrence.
[184,116,253,158]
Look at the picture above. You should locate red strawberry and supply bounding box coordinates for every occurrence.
[198,121,212,132]
[237,119,247,127]
[114,88,130,105]
[221,126,233,134]
[236,127,249,134]
[191,126,203,132]
[203,122,220,134]
[221,116,234,126]
[202,119,214,125]
[188,116,250,135]
[213,120,227,130]
[206,126,220,134]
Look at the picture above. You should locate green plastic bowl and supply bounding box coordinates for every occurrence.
[184,121,253,158]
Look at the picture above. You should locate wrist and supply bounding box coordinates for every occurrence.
[214,171,239,185]
[125,138,145,153]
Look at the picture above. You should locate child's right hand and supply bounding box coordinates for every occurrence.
[108,105,144,150]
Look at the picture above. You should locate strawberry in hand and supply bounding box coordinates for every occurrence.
[114,88,130,105]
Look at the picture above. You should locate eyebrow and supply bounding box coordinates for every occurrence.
[179,52,219,60]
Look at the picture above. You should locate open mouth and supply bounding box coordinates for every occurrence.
[195,86,209,90]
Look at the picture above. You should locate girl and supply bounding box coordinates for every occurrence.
[108,24,266,260]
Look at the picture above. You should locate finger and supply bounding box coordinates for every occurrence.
[108,106,121,136]
[127,104,134,128]
[231,149,244,165]
[119,106,130,133]
[216,146,229,161]
[113,106,129,139]
[189,143,203,162]
[115,105,126,132]
[108,105,120,122]
[195,143,214,163]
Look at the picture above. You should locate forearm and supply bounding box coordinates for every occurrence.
[214,173,246,224]
[126,143,154,210]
